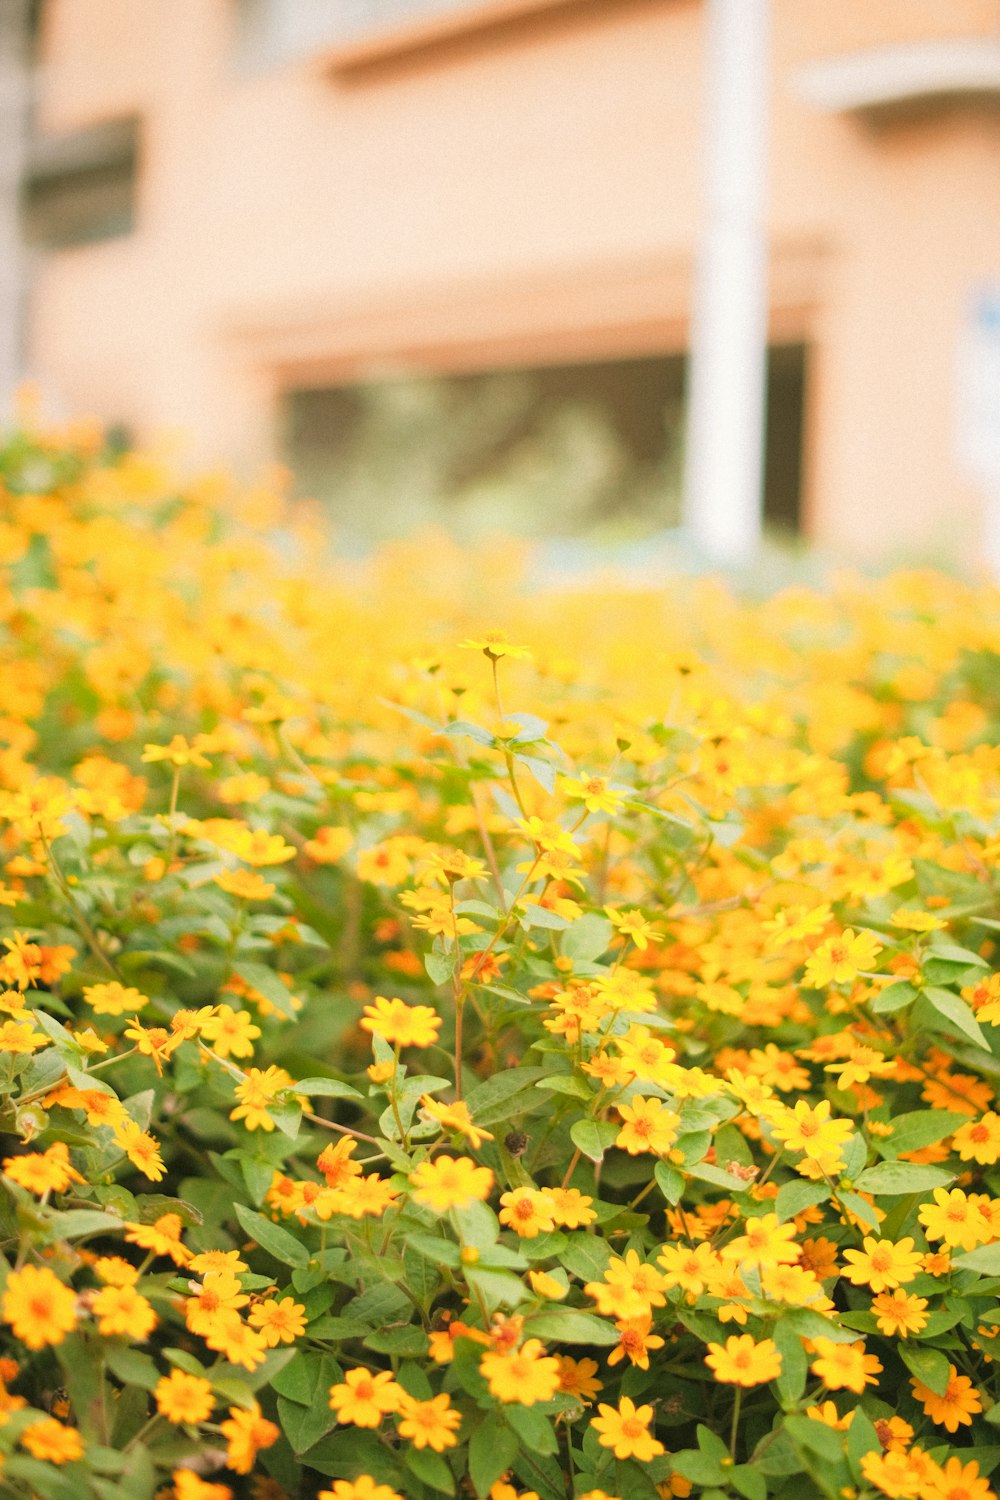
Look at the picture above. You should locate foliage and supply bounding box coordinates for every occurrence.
[0,418,999,1500]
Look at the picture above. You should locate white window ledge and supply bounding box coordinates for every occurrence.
[793,37,1000,118]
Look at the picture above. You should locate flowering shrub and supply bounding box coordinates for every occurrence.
[1,420,1000,1500]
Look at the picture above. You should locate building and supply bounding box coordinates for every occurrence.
[9,0,1000,560]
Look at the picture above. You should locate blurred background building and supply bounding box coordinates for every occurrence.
[3,0,1000,563]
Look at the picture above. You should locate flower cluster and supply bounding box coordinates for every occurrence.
[0,416,1000,1500]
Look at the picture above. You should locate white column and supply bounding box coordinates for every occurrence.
[0,0,31,412]
[682,0,771,565]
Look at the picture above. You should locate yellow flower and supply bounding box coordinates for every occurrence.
[561,774,627,815]
[361,995,442,1048]
[840,1236,923,1293]
[409,1156,494,1212]
[585,1250,668,1320]
[213,868,276,900]
[615,1096,681,1156]
[419,1094,494,1149]
[20,1417,84,1464]
[498,1187,557,1237]
[590,1396,665,1461]
[217,1401,280,1473]
[608,1316,665,1371]
[810,1338,883,1393]
[705,1335,782,1386]
[2,1265,77,1349]
[953,1112,1000,1165]
[83,980,150,1016]
[248,1296,307,1346]
[2,1141,84,1194]
[91,1284,157,1340]
[459,629,531,660]
[155,1369,215,1424]
[871,1289,929,1338]
[142,734,212,768]
[113,1119,166,1180]
[722,1214,800,1271]
[910,1365,983,1432]
[200,1004,261,1058]
[395,1391,462,1450]
[0,1018,49,1053]
[329,1367,402,1427]
[555,1354,603,1400]
[318,1480,403,1500]
[918,1187,993,1251]
[547,1186,597,1228]
[480,1339,562,1404]
[803,928,883,988]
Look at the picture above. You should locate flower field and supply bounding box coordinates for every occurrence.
[1,421,1000,1500]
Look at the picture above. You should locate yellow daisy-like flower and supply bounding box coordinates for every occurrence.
[409,1155,494,1212]
[395,1391,462,1451]
[459,629,531,661]
[810,1338,883,1393]
[705,1335,782,1386]
[361,995,442,1049]
[590,1396,665,1461]
[480,1339,561,1405]
[2,1264,78,1349]
[498,1186,557,1238]
[154,1369,215,1425]
[615,1096,681,1156]
[840,1236,923,1293]
[20,1417,84,1464]
[910,1365,983,1432]
[328,1367,402,1427]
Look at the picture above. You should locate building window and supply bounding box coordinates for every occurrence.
[21,117,139,251]
[282,348,807,545]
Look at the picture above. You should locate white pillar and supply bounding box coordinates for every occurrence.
[682,0,771,565]
[0,0,31,412]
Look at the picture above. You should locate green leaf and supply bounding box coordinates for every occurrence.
[899,1343,952,1396]
[784,1415,847,1464]
[953,1244,1000,1276]
[425,949,455,986]
[774,1180,831,1223]
[232,961,297,1020]
[233,1203,310,1267]
[672,1450,726,1486]
[560,913,613,962]
[851,1410,881,1482]
[920,987,989,1049]
[407,1234,461,1267]
[45,1209,125,1239]
[871,979,919,1014]
[853,1161,954,1195]
[773,1319,807,1406]
[463,1067,550,1128]
[569,1118,618,1163]
[877,1109,966,1159]
[504,1404,557,1455]
[522,1310,619,1345]
[731,1465,768,1500]
[103,1346,160,1392]
[469,1412,518,1498]
[654,1160,684,1205]
[295,1076,362,1100]
[405,1445,456,1495]
[835,1190,881,1230]
[518,902,570,931]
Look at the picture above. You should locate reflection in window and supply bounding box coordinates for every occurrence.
[284,350,806,545]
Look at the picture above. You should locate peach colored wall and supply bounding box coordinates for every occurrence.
[25,0,1000,562]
